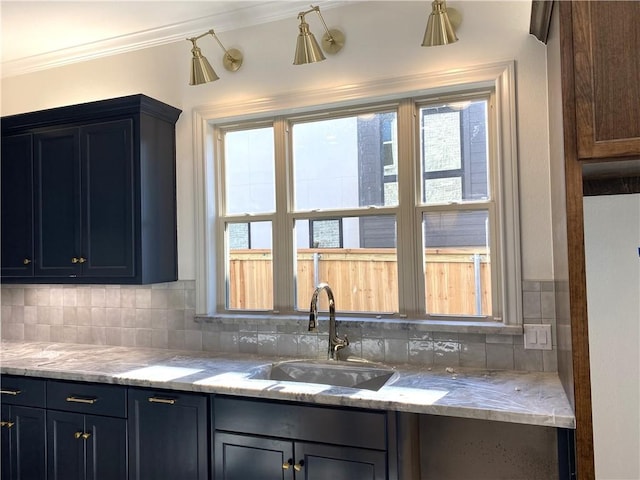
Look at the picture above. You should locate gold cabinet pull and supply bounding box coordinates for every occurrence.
[66,396,97,405]
[74,431,83,439]
[1,421,15,429]
[148,396,176,405]
[23,258,32,265]
[81,432,91,440]
[71,257,87,264]
[74,431,91,440]
[0,389,21,396]
[282,459,293,470]
[294,460,304,472]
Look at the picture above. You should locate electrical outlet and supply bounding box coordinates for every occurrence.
[523,324,553,350]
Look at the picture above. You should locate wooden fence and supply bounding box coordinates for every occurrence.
[228,248,491,315]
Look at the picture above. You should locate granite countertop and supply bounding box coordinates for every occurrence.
[0,340,575,429]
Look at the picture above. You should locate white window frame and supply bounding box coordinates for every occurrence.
[193,61,522,330]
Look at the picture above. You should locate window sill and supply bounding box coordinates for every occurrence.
[195,313,523,336]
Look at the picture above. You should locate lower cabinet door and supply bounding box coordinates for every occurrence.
[296,442,387,480]
[85,414,127,480]
[47,410,85,480]
[1,405,9,480]
[128,388,208,480]
[215,432,294,480]
[48,410,127,480]
[1,405,47,480]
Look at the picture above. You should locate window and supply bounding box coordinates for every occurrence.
[196,63,521,326]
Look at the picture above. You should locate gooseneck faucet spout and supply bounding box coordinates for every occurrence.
[308,282,349,360]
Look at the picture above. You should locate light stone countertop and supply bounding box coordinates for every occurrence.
[0,341,575,429]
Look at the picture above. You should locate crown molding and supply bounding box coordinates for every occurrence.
[1,0,346,78]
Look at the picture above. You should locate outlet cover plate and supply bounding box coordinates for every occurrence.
[523,324,553,350]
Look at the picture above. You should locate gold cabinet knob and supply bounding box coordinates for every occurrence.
[23,258,32,265]
[74,431,83,439]
[1,421,15,429]
[81,432,91,440]
[71,257,87,264]
[282,459,293,470]
[294,460,305,472]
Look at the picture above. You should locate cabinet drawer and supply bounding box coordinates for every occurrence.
[214,396,387,450]
[0,375,46,407]
[47,380,126,418]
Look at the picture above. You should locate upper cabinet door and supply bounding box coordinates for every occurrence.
[81,119,135,279]
[572,1,640,160]
[1,134,34,277]
[33,128,82,278]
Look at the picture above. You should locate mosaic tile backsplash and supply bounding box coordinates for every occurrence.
[1,280,557,372]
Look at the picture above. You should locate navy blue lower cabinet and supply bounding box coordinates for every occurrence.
[213,396,392,480]
[1,376,47,480]
[128,388,208,480]
[47,410,127,480]
[1,404,47,480]
[215,432,294,479]
[296,442,387,480]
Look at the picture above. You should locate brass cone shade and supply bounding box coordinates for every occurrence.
[422,0,458,46]
[190,45,219,85]
[293,21,326,65]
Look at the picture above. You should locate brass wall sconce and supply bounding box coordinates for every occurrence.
[294,5,345,65]
[187,29,243,85]
[422,0,461,47]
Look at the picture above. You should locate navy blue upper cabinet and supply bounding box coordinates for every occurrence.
[1,95,181,284]
[1,134,33,278]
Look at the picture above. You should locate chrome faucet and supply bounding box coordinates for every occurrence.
[308,283,349,360]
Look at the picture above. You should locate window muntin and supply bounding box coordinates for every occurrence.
[214,92,504,321]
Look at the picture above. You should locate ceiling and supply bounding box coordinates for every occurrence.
[0,0,342,78]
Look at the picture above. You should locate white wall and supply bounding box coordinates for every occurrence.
[584,194,640,480]
[0,1,552,282]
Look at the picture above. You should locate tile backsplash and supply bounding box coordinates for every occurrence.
[1,280,557,372]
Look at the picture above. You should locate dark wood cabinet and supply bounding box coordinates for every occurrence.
[571,1,640,160]
[1,94,181,284]
[1,134,33,278]
[46,380,128,480]
[128,388,209,480]
[0,376,47,480]
[213,396,392,480]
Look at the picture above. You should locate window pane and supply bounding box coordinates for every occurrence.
[420,100,489,204]
[226,221,272,310]
[292,112,398,211]
[422,210,492,316]
[224,127,275,214]
[295,216,397,313]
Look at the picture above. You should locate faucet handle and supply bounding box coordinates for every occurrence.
[334,334,349,352]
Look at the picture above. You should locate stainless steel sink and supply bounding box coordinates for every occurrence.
[248,359,398,391]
